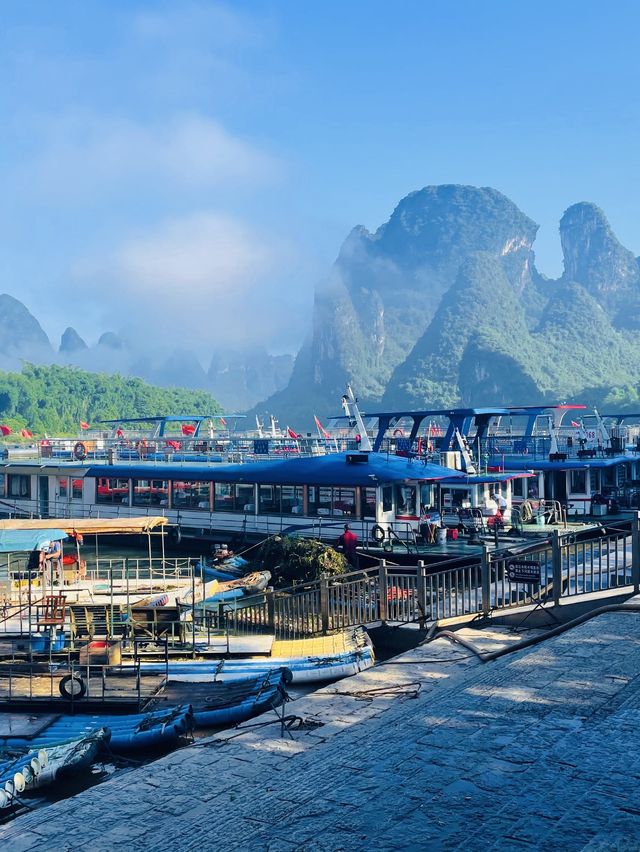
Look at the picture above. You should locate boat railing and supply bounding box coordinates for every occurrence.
[0,655,148,710]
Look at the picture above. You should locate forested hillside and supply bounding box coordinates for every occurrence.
[0,364,222,435]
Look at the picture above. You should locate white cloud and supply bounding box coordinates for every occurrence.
[115,211,275,295]
[15,112,278,202]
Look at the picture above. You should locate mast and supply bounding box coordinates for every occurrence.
[341,385,373,451]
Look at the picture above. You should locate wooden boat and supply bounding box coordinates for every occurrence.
[180,571,271,607]
[0,705,193,753]
[146,668,288,728]
[138,627,375,684]
[23,729,108,789]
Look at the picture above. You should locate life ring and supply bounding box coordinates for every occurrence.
[170,527,182,546]
[371,524,386,544]
[73,441,87,461]
[393,428,405,438]
[59,673,87,700]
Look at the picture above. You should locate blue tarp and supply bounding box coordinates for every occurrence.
[87,452,459,487]
[0,529,67,554]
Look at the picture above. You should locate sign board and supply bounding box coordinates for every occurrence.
[506,560,541,584]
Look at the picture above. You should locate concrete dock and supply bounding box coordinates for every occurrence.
[4,604,640,851]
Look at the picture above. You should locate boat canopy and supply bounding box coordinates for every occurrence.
[0,517,168,535]
[86,452,459,487]
[0,528,68,553]
[487,457,629,471]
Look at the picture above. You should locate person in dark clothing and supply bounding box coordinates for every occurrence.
[337,523,358,567]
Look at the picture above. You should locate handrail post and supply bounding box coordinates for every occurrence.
[378,559,388,623]
[320,577,329,635]
[632,512,640,593]
[481,546,491,617]
[417,560,427,628]
[266,589,275,631]
[552,529,562,605]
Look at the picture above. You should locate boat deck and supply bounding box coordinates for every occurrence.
[0,667,165,712]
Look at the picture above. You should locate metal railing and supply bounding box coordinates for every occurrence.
[203,519,640,637]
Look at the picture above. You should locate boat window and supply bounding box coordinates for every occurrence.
[236,483,255,512]
[419,484,435,510]
[395,484,417,516]
[58,477,68,499]
[603,467,617,488]
[0,474,4,498]
[569,470,587,494]
[333,487,356,517]
[72,478,84,500]
[382,485,393,513]
[214,483,233,511]
[511,478,524,498]
[258,485,281,514]
[172,481,210,510]
[281,485,303,515]
[360,487,376,518]
[96,478,129,504]
[8,474,30,499]
[589,470,600,493]
[133,479,168,507]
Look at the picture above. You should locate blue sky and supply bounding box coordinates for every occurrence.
[1,0,639,357]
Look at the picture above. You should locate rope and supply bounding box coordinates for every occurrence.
[330,681,422,701]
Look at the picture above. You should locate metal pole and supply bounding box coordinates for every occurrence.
[552,529,562,605]
[632,511,640,593]
[481,545,491,617]
[417,560,427,628]
[378,559,388,623]
[191,564,196,658]
[320,577,329,635]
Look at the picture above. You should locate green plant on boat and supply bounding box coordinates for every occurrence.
[260,535,348,587]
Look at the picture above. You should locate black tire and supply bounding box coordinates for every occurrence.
[371,524,386,544]
[73,441,87,461]
[59,674,86,700]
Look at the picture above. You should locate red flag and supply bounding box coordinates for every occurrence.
[181,424,196,436]
[20,429,33,438]
[115,427,125,438]
[80,421,90,430]
[0,425,11,436]
[287,427,300,440]
[571,420,580,427]
[166,439,180,451]
[313,414,331,439]
[219,417,227,427]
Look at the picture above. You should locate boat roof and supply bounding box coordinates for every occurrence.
[97,415,244,424]
[488,456,629,471]
[0,517,168,535]
[0,528,67,553]
[86,452,459,487]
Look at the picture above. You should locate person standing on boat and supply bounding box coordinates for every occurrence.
[337,524,358,567]
[493,491,507,513]
[43,539,62,585]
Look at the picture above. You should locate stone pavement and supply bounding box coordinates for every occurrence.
[3,609,640,851]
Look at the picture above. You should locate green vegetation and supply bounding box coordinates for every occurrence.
[0,364,222,435]
[260,535,348,586]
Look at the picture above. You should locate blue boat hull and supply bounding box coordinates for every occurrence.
[0,706,193,752]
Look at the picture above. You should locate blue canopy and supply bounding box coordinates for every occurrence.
[0,529,67,554]
[87,452,458,488]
